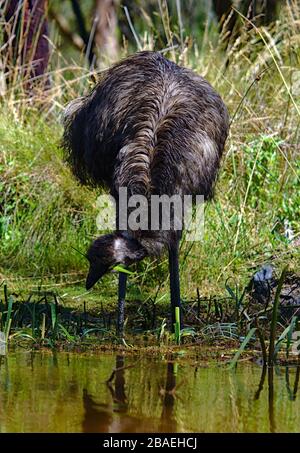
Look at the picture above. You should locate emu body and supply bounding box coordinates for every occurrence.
[63,51,229,335]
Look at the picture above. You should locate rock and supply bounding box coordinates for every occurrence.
[251,264,274,304]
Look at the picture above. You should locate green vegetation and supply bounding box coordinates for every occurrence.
[0,110,95,275]
[0,2,299,354]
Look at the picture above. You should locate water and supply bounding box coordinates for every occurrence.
[0,352,299,433]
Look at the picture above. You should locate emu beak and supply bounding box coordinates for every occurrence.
[86,263,109,290]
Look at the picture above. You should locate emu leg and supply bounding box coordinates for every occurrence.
[117,272,127,337]
[168,241,182,332]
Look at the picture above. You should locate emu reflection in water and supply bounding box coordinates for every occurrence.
[81,357,178,433]
[1,353,300,432]
[81,355,130,432]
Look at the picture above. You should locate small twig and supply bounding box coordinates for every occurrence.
[70,245,87,259]
[123,6,142,51]
[230,65,271,126]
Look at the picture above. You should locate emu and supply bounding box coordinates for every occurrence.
[63,51,229,337]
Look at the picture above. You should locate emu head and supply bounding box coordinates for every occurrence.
[86,233,147,290]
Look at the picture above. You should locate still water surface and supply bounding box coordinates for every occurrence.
[0,352,299,432]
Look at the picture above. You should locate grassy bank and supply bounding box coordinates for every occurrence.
[0,2,299,314]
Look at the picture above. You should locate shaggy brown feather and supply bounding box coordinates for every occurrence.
[63,51,229,260]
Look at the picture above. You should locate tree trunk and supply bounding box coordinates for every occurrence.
[264,0,279,24]
[94,0,119,66]
[212,0,233,22]
[70,0,95,66]
[240,0,279,25]
[4,0,50,91]
[212,0,238,44]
